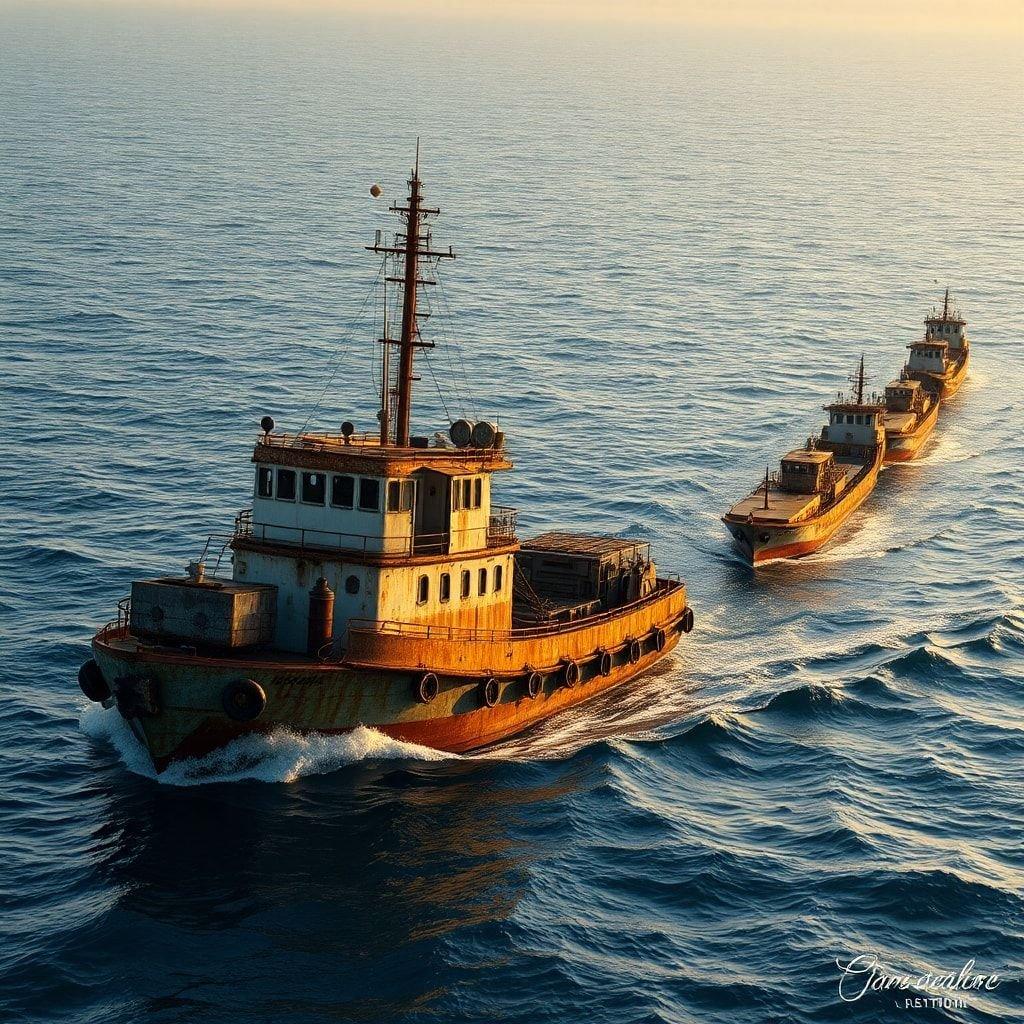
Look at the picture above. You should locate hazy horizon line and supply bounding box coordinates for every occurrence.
[3,0,1022,40]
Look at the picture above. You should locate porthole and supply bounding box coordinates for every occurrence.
[345,575,360,595]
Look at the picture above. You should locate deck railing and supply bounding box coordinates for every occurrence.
[259,431,508,460]
[346,577,684,644]
[231,506,519,556]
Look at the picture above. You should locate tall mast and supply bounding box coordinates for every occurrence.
[763,464,770,510]
[366,143,454,447]
[395,160,422,447]
[855,354,865,404]
[942,287,949,320]
[379,275,390,445]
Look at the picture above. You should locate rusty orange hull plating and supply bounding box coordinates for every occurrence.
[722,447,883,565]
[884,399,940,463]
[92,583,691,771]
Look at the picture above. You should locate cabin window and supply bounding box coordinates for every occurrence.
[345,574,360,595]
[451,479,462,511]
[384,480,414,513]
[855,415,863,425]
[461,570,471,598]
[494,564,503,592]
[473,477,483,509]
[866,415,873,425]
[440,572,451,602]
[257,467,273,498]
[417,574,429,605]
[302,472,326,505]
[359,477,380,512]
[462,478,473,509]
[331,475,354,508]
[276,469,296,501]
[478,567,488,595]
[846,415,854,424]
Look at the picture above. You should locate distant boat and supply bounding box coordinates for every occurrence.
[78,155,694,772]
[903,289,970,401]
[881,376,939,462]
[722,357,886,564]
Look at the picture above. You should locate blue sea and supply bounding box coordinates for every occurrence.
[1,6,1022,1022]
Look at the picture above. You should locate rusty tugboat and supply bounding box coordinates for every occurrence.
[77,159,694,772]
[881,374,939,463]
[902,288,970,402]
[722,357,886,564]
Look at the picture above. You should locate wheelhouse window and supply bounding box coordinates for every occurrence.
[331,475,354,509]
[462,478,472,509]
[302,472,326,505]
[461,570,471,598]
[359,477,380,512]
[387,479,415,513]
[473,477,482,509]
[417,574,429,605]
[440,572,451,602]
[257,467,273,498]
[494,565,503,592]
[452,480,462,511]
[478,567,488,595]
[276,469,296,501]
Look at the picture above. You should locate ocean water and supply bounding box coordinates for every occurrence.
[1,6,1023,1022]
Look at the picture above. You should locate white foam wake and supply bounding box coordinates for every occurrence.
[79,704,454,786]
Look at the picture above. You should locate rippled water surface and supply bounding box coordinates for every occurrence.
[2,7,1023,1023]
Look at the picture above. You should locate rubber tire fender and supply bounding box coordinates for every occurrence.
[480,677,500,708]
[526,671,543,699]
[681,607,695,634]
[78,659,111,703]
[221,679,267,722]
[415,672,439,704]
[562,660,581,689]
[598,650,613,677]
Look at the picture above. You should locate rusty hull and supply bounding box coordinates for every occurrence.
[907,347,970,402]
[884,396,940,462]
[92,581,689,771]
[723,447,884,564]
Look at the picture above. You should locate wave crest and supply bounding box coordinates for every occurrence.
[79,704,453,786]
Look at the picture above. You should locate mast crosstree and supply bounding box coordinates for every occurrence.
[367,145,455,447]
[849,354,869,405]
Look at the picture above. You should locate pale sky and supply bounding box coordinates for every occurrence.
[26,0,1024,36]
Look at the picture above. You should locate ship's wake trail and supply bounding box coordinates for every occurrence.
[79,705,453,786]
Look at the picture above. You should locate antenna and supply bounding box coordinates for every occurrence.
[379,271,390,445]
[848,355,869,405]
[365,146,455,446]
[763,464,770,510]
